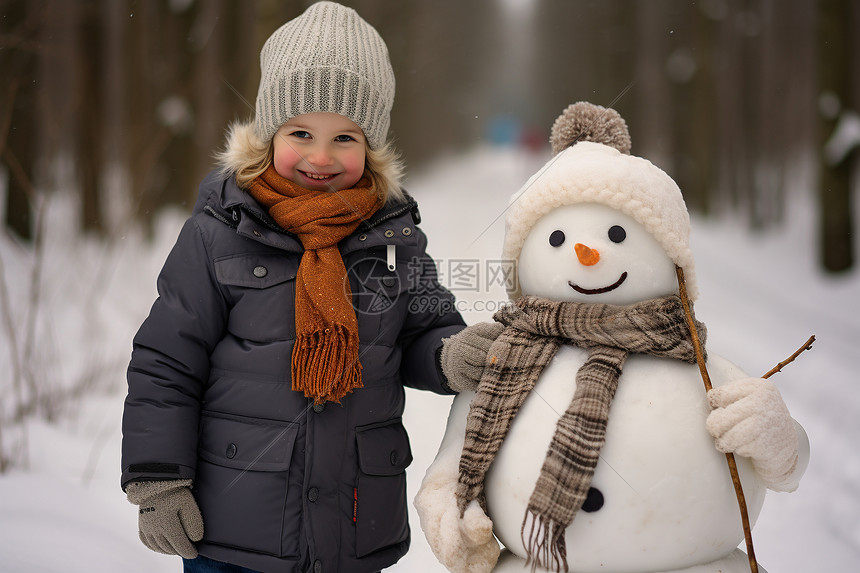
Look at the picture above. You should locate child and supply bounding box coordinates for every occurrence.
[121,3,465,573]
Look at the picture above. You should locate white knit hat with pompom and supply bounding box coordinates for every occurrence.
[503,102,698,301]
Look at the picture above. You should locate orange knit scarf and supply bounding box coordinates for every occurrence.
[246,166,383,404]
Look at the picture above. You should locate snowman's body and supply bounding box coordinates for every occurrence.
[475,203,769,571]
[482,347,766,573]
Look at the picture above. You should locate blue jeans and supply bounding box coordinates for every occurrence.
[182,555,260,573]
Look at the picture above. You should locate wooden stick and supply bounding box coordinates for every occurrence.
[675,266,758,573]
[762,335,815,379]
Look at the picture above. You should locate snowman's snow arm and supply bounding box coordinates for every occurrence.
[423,390,474,474]
[415,391,501,573]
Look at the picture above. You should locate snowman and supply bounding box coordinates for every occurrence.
[414,102,809,573]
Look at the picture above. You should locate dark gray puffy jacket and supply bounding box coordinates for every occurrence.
[121,171,465,573]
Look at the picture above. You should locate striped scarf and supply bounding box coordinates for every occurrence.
[455,295,705,572]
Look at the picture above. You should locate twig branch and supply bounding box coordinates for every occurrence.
[762,335,815,379]
[675,266,758,573]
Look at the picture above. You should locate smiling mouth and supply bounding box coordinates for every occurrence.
[301,171,337,181]
[569,272,628,295]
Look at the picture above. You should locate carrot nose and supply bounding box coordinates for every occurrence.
[575,243,600,266]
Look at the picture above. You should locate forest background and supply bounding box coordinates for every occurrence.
[2,0,857,268]
[1,0,858,470]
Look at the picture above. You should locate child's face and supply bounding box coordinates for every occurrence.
[272,113,367,191]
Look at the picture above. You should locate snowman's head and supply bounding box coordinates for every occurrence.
[518,202,678,304]
[503,102,698,302]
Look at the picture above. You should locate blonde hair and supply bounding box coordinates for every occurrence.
[215,119,405,204]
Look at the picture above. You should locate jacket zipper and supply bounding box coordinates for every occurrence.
[360,199,418,230]
[203,205,236,229]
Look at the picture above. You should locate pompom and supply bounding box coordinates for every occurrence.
[549,102,631,156]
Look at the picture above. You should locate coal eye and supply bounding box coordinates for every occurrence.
[608,225,626,243]
[549,230,565,247]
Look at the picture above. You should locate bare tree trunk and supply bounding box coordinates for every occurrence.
[99,0,131,235]
[221,0,264,120]
[157,2,196,214]
[713,0,748,213]
[126,0,174,231]
[817,0,855,272]
[191,0,226,202]
[736,0,759,222]
[77,1,103,233]
[634,0,675,172]
[37,0,79,192]
[784,0,818,191]
[750,0,783,228]
[666,6,700,211]
[689,4,718,215]
[0,0,41,240]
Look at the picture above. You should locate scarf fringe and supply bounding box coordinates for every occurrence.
[292,325,362,405]
[522,509,569,573]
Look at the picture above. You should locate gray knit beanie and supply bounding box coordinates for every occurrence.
[254,1,395,149]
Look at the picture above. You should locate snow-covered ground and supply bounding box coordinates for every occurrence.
[0,147,857,572]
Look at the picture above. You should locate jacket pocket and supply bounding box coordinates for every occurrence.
[354,418,413,558]
[214,253,299,342]
[195,411,301,557]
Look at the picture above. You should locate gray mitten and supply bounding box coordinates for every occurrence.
[126,479,204,559]
[440,321,505,392]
